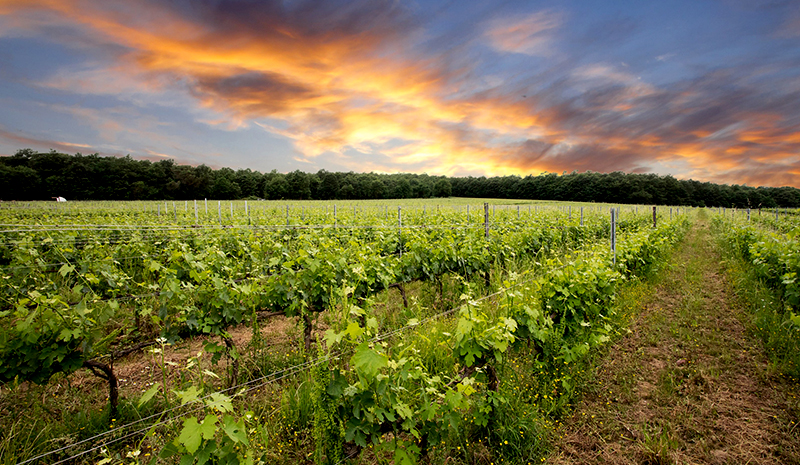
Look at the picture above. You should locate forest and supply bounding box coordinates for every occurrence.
[1,148,799,208]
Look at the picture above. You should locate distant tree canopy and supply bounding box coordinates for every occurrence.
[1,149,798,208]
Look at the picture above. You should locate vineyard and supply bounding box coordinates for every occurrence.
[711,206,800,377]
[0,199,692,464]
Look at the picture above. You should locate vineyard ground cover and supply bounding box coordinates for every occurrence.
[545,214,800,465]
[0,199,686,464]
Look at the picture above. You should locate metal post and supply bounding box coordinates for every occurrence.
[398,206,403,258]
[580,206,584,227]
[194,199,198,222]
[484,202,490,239]
[610,208,616,266]
[218,201,222,224]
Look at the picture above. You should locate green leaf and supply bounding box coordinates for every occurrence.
[177,417,202,454]
[206,392,234,413]
[327,370,348,398]
[394,447,417,465]
[350,344,388,380]
[344,322,364,340]
[222,415,249,445]
[138,382,161,408]
[175,385,202,405]
[58,264,75,277]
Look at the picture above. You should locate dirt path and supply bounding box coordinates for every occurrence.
[546,218,800,465]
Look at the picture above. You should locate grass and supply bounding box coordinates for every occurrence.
[546,214,800,465]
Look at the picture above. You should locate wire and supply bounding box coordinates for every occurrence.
[17,267,551,465]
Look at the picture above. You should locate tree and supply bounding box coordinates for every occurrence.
[393,179,412,199]
[433,178,451,197]
[286,170,312,200]
[264,172,289,200]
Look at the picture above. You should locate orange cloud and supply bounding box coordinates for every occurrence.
[2,0,799,187]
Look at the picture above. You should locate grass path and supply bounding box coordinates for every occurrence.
[546,216,799,465]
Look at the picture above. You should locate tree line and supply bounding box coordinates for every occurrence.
[1,149,798,208]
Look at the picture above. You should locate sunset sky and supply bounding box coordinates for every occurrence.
[1,0,799,187]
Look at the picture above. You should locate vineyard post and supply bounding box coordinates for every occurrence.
[517,205,520,219]
[484,202,490,239]
[653,206,657,228]
[776,207,779,221]
[568,206,572,220]
[398,206,403,258]
[205,198,208,216]
[229,201,233,221]
[246,200,250,225]
[670,207,673,220]
[492,204,495,217]
[580,206,584,226]
[194,199,198,222]
[218,201,222,224]
[747,207,750,222]
[286,205,290,226]
[610,208,617,266]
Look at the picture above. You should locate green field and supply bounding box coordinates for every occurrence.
[0,199,723,464]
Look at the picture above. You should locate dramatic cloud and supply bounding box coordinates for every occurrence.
[0,0,798,186]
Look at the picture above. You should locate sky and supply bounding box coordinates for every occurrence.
[0,0,799,187]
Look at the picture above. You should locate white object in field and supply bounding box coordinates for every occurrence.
[56,197,67,202]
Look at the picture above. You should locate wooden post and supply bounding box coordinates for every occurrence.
[653,206,657,228]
